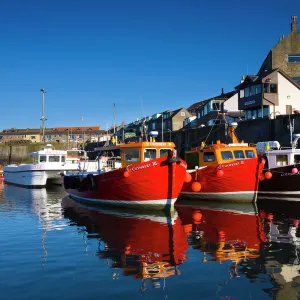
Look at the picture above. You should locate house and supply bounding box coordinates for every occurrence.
[235,16,300,120]
[0,126,106,144]
[146,108,191,134]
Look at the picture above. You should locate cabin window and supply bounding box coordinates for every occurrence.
[160,148,172,157]
[294,155,300,164]
[221,151,233,160]
[124,148,140,162]
[276,155,288,166]
[234,150,245,159]
[185,152,199,169]
[144,149,156,161]
[61,156,66,162]
[39,156,47,163]
[203,152,215,162]
[49,156,60,162]
[245,150,255,158]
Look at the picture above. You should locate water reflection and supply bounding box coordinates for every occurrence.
[62,197,188,293]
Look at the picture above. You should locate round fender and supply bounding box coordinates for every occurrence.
[86,174,97,190]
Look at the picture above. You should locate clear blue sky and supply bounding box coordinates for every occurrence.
[1,0,300,130]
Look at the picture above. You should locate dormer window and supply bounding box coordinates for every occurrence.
[288,54,300,62]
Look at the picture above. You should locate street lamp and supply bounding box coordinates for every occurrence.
[40,88,47,143]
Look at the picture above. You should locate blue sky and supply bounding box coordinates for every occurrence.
[1,0,300,130]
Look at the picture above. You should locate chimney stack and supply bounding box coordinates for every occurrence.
[291,15,298,32]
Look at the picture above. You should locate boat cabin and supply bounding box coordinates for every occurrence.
[95,142,175,169]
[256,141,300,169]
[30,148,68,165]
[185,141,257,170]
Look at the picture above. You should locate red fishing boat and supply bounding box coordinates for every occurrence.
[180,123,264,202]
[0,166,3,181]
[175,201,266,266]
[62,141,187,211]
[62,197,188,290]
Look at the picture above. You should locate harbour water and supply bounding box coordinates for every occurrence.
[1,182,300,300]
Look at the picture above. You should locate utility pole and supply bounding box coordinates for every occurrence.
[113,103,116,134]
[161,113,164,142]
[40,88,47,143]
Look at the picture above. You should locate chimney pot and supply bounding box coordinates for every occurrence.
[291,15,298,32]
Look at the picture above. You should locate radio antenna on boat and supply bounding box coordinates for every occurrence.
[113,103,116,134]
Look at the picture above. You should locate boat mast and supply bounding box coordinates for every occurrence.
[40,88,47,143]
[113,103,116,134]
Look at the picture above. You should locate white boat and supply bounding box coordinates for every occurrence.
[4,145,99,187]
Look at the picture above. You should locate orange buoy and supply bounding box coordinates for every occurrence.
[123,171,130,178]
[191,181,201,192]
[259,173,265,181]
[217,169,224,177]
[264,171,272,179]
[292,167,298,174]
[184,172,192,183]
[192,210,202,224]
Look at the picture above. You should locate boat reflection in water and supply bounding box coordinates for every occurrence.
[62,197,188,292]
[175,200,266,278]
[257,200,300,299]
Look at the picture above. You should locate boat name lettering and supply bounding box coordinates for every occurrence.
[220,161,244,168]
[281,172,300,176]
[131,161,158,172]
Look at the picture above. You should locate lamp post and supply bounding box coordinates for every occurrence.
[161,114,164,142]
[40,88,47,143]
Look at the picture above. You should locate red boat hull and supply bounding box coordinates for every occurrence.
[63,156,187,210]
[180,158,264,202]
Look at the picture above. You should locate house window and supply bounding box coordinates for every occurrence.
[61,156,66,162]
[245,87,250,97]
[221,151,233,160]
[197,112,200,119]
[247,110,252,119]
[276,155,288,166]
[144,149,157,161]
[212,101,220,110]
[240,89,244,98]
[288,54,300,62]
[234,150,245,159]
[255,84,262,94]
[263,83,269,93]
[252,110,257,119]
[124,148,140,162]
[250,85,255,96]
[263,107,269,117]
[292,77,300,84]
[31,136,36,139]
[270,84,277,93]
[152,123,155,130]
[203,152,215,162]
[204,105,207,115]
[258,108,262,118]
[181,111,186,117]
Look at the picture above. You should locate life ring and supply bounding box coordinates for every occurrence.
[87,174,96,190]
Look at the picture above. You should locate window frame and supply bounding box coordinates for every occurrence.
[143,148,157,161]
[245,150,255,158]
[49,155,60,162]
[233,150,245,159]
[123,148,140,162]
[221,151,233,160]
[203,151,216,162]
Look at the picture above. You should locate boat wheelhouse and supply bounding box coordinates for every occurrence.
[180,123,264,202]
